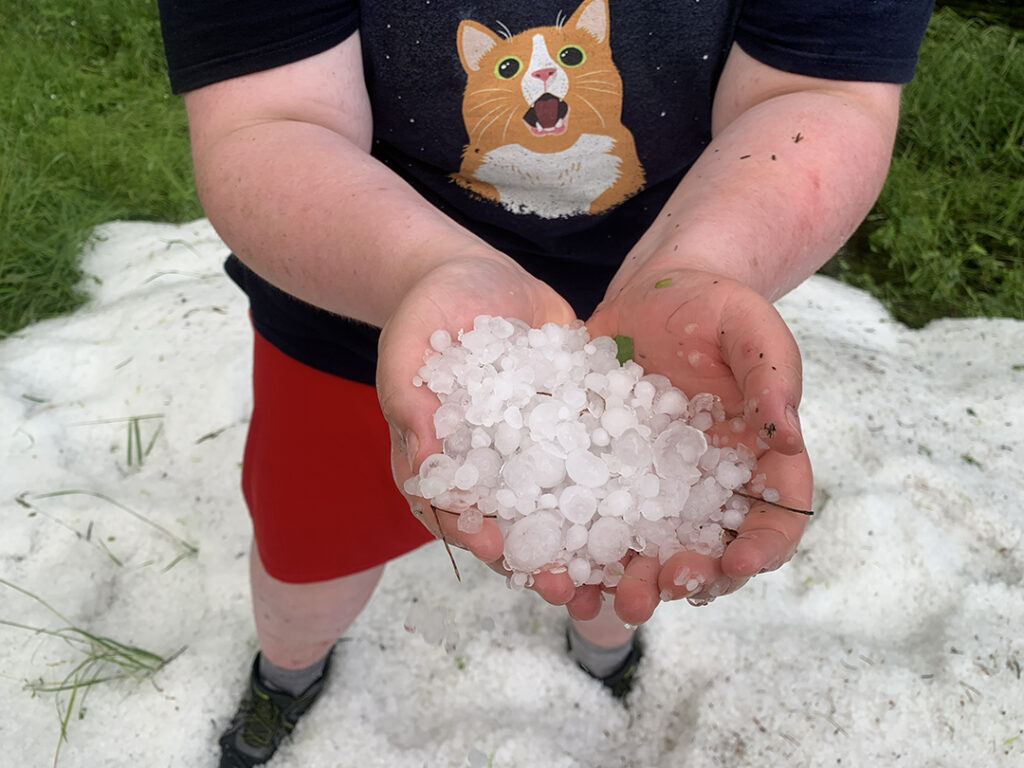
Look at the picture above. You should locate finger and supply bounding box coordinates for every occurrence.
[718,296,805,455]
[531,570,576,606]
[432,504,506,564]
[721,448,812,579]
[378,308,448,469]
[656,551,751,604]
[656,551,719,601]
[612,556,661,625]
[565,585,603,620]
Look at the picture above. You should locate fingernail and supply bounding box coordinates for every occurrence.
[785,405,802,435]
[405,430,419,472]
[707,579,729,598]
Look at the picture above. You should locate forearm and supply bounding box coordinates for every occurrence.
[184,37,511,329]
[615,58,901,301]
[191,121,507,328]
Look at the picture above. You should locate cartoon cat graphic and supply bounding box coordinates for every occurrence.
[453,0,645,219]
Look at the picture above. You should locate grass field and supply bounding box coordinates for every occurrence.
[1,4,1022,335]
[838,9,1024,327]
[0,0,200,337]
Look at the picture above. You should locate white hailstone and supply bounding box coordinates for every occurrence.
[465,447,502,485]
[612,427,653,470]
[433,403,465,439]
[721,506,746,530]
[567,557,592,586]
[715,461,751,490]
[762,487,781,503]
[587,517,632,564]
[503,405,524,429]
[457,507,484,534]
[493,422,521,455]
[565,524,590,552]
[408,315,762,583]
[429,329,452,352]
[505,512,563,572]
[559,485,597,524]
[600,405,636,438]
[636,473,661,498]
[523,445,566,489]
[653,422,707,480]
[690,411,714,431]
[537,492,558,509]
[565,449,610,487]
[598,488,633,518]
[495,489,517,508]
[453,462,480,491]
[655,391,688,421]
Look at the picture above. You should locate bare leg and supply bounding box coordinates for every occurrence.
[250,543,384,669]
[569,596,635,648]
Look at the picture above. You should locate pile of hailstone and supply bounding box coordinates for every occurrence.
[404,316,771,590]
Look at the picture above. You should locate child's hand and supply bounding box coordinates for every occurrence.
[377,257,580,606]
[582,268,813,625]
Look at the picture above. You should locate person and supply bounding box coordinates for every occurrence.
[156,1,934,765]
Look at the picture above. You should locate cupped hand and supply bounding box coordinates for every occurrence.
[582,268,813,624]
[377,256,579,606]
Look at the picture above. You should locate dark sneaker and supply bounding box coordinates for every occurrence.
[218,650,333,767]
[567,629,644,700]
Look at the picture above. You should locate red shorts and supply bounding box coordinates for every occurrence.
[242,329,434,583]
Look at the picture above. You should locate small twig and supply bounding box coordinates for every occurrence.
[70,414,165,426]
[15,490,198,560]
[430,505,461,582]
[734,490,814,516]
[430,505,498,520]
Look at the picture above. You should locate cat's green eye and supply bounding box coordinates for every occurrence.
[495,56,522,79]
[558,46,586,67]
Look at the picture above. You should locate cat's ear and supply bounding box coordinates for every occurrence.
[567,0,609,43]
[456,20,502,73]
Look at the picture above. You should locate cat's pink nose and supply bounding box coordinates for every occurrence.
[531,67,556,84]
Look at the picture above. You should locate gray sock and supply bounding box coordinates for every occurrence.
[257,651,330,697]
[567,624,635,679]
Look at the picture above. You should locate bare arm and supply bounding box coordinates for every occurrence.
[582,45,903,623]
[184,33,578,603]
[607,43,902,301]
[183,33,513,329]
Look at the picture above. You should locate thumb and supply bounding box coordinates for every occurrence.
[721,297,805,456]
[376,313,445,474]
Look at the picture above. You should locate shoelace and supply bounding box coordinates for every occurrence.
[240,691,288,748]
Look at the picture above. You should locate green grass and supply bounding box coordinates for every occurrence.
[0,578,183,767]
[839,8,1024,327]
[1,4,1022,334]
[0,0,201,338]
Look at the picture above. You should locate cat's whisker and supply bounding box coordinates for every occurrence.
[575,93,607,128]
[467,87,515,98]
[467,96,514,111]
[578,86,621,97]
[501,108,517,143]
[474,108,516,144]
[575,69,615,79]
[471,104,513,136]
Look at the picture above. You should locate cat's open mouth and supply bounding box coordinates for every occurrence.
[524,93,569,136]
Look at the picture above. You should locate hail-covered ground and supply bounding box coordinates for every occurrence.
[1,220,1023,768]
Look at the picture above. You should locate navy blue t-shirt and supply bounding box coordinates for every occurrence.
[158,0,933,383]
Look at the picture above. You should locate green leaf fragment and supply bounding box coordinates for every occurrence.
[654,278,674,289]
[613,335,634,364]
